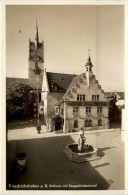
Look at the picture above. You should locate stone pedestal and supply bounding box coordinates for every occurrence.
[63,143,100,163]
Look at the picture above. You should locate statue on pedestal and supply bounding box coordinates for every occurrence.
[78,125,86,152]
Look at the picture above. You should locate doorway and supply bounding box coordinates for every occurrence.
[55,122,61,131]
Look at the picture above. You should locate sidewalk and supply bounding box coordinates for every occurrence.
[8,125,117,141]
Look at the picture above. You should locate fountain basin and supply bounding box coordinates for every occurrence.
[63,143,100,163]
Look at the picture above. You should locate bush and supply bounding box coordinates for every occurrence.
[6,82,36,121]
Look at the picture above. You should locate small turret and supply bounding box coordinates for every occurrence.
[85,49,93,88]
[85,49,93,72]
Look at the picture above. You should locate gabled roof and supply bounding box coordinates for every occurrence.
[47,72,77,92]
[6,77,29,88]
[58,74,82,102]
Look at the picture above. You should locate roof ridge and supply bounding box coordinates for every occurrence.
[47,72,77,76]
[6,77,28,79]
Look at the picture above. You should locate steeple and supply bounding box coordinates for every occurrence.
[35,19,39,49]
[85,49,93,88]
[85,49,93,72]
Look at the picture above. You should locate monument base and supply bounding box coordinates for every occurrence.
[63,143,100,163]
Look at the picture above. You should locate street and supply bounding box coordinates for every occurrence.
[6,126,124,190]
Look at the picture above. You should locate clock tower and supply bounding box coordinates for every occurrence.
[28,21,44,89]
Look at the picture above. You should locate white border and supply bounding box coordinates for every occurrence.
[1,1,127,195]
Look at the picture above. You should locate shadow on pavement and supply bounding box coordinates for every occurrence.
[7,119,43,130]
[97,146,116,157]
[6,135,110,190]
[93,163,110,169]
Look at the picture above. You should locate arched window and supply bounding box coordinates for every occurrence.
[85,120,88,127]
[85,120,92,127]
[98,119,102,126]
[74,120,78,128]
[88,120,92,127]
[87,67,88,71]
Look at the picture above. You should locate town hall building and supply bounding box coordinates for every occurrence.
[42,54,109,133]
[7,22,110,133]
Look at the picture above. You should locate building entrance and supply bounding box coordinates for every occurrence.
[55,122,61,131]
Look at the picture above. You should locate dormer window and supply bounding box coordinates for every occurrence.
[51,83,58,90]
[55,106,59,115]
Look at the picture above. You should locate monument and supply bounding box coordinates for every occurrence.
[63,126,100,162]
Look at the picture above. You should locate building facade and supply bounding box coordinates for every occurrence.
[44,56,109,133]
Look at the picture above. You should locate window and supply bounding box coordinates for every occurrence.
[87,67,88,71]
[55,85,58,90]
[55,106,59,115]
[74,120,78,128]
[92,95,99,101]
[98,119,102,126]
[61,108,63,115]
[85,120,92,127]
[86,107,91,115]
[97,107,102,115]
[77,95,85,101]
[89,67,92,71]
[73,107,79,116]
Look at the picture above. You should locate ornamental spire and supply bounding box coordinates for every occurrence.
[35,19,39,49]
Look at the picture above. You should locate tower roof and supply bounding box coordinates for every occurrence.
[85,56,93,67]
[35,19,39,43]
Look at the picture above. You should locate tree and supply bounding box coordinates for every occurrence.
[6,82,35,120]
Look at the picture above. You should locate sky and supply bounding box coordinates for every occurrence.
[6,5,124,92]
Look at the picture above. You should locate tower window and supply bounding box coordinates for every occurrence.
[85,120,92,127]
[74,120,78,128]
[98,119,102,126]
[97,107,102,115]
[87,67,88,71]
[86,107,91,115]
[92,95,99,101]
[89,67,92,71]
[77,95,85,101]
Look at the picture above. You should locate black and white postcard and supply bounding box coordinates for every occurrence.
[0,1,128,195]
